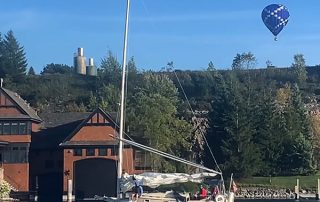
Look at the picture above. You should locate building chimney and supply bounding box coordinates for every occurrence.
[0,78,3,87]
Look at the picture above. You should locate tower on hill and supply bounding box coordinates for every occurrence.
[73,48,97,76]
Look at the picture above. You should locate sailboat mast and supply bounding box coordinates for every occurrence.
[117,0,131,198]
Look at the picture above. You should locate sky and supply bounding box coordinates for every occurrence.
[0,1,320,73]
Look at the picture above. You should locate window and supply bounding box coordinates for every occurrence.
[134,150,152,170]
[86,148,95,156]
[3,123,10,134]
[11,123,18,134]
[2,143,29,163]
[73,148,82,156]
[19,122,27,134]
[0,122,29,135]
[98,148,107,156]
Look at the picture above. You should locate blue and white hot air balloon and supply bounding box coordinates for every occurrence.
[261,4,290,40]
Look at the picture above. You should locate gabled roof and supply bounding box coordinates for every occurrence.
[31,112,91,150]
[60,108,119,145]
[39,112,91,128]
[1,87,41,122]
[31,119,84,150]
[31,109,121,149]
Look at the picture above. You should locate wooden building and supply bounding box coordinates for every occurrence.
[0,86,148,201]
[0,87,42,192]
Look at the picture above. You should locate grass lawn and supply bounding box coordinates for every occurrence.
[238,172,320,189]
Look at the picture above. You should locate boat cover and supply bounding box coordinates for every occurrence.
[121,172,217,192]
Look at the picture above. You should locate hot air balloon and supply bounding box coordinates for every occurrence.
[261,4,290,41]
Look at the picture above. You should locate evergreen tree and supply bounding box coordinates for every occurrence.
[208,71,261,178]
[99,51,121,85]
[2,30,27,81]
[254,90,284,175]
[126,57,140,95]
[274,84,315,175]
[0,33,5,78]
[28,66,36,75]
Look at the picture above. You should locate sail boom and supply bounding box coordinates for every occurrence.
[115,136,221,175]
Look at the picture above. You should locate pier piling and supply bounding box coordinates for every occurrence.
[295,179,299,200]
[317,178,320,200]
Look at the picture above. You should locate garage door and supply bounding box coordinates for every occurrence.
[74,158,117,199]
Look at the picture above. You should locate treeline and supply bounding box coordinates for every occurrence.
[1,30,320,178]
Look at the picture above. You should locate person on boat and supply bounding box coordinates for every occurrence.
[211,185,220,200]
[132,176,143,201]
[198,185,208,199]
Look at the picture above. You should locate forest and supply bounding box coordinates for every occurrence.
[1,30,320,178]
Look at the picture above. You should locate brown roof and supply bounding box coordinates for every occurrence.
[1,87,41,122]
[60,108,120,145]
[39,112,91,128]
[32,109,120,150]
[31,112,91,149]
[31,119,83,150]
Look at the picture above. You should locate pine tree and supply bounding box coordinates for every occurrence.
[254,91,284,175]
[2,30,27,81]
[0,33,5,78]
[208,71,261,177]
[274,84,315,175]
[28,66,35,75]
[99,51,121,84]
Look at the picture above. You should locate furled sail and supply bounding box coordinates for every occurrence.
[121,172,217,192]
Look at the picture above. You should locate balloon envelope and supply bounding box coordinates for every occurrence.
[261,4,290,37]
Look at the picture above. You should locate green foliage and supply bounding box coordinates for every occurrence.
[2,44,318,177]
[0,181,12,198]
[239,174,320,189]
[291,54,307,86]
[276,84,315,175]
[231,52,257,70]
[127,72,192,172]
[41,63,73,75]
[99,51,122,85]
[0,30,27,81]
[28,66,36,75]
[208,70,262,178]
